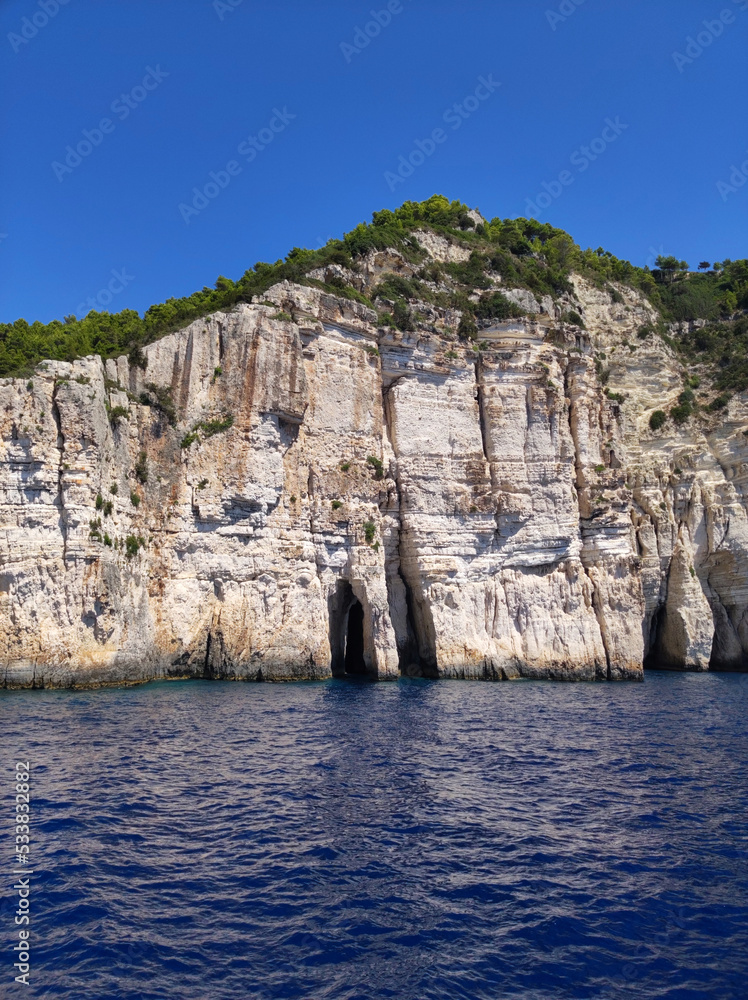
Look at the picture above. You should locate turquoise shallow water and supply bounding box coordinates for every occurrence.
[2,671,747,999]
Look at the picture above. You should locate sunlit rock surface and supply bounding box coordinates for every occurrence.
[2,259,747,687]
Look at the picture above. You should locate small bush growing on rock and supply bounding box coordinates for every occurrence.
[128,345,148,371]
[110,483,118,495]
[363,520,377,545]
[671,389,695,424]
[103,500,113,517]
[272,311,293,322]
[594,464,606,473]
[373,274,417,301]
[605,389,625,403]
[340,462,351,472]
[104,533,112,547]
[474,291,523,322]
[135,452,148,484]
[197,479,208,490]
[130,491,141,508]
[393,300,414,332]
[332,500,343,510]
[649,410,667,431]
[707,394,729,411]
[95,493,104,510]
[201,414,234,438]
[560,310,585,328]
[418,263,443,283]
[181,414,233,448]
[637,324,654,339]
[458,315,478,341]
[367,456,384,480]
[364,345,379,357]
[125,535,145,559]
[445,350,458,359]
[181,430,199,449]
[594,358,611,385]
[143,383,176,426]
[26,380,33,391]
[108,405,129,426]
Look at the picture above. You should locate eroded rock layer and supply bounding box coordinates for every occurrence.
[2,269,747,686]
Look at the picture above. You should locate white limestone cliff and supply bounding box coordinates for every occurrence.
[1,256,747,687]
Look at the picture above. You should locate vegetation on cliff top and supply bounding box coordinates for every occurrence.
[1,195,746,396]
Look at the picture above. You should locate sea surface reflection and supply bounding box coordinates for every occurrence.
[2,671,747,999]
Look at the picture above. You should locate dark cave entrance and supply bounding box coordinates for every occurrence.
[344,600,366,676]
[329,581,369,677]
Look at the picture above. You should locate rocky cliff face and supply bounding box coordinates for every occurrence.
[2,249,747,687]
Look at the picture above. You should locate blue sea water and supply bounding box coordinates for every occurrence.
[2,671,748,1000]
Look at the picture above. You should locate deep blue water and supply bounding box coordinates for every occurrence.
[2,671,748,1000]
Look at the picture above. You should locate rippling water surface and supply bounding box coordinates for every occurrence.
[2,672,748,999]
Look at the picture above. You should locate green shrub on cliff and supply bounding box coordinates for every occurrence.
[560,310,585,328]
[474,291,524,322]
[135,452,149,485]
[649,410,667,431]
[367,456,384,480]
[458,315,478,341]
[181,414,234,448]
[125,535,145,559]
[670,389,696,424]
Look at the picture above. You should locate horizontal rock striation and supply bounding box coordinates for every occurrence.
[2,259,747,687]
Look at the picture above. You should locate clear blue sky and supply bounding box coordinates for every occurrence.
[1,0,746,323]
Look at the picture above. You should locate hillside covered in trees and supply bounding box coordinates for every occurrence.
[2,196,746,398]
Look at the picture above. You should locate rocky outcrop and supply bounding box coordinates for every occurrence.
[1,263,747,687]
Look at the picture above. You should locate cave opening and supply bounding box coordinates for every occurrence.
[344,600,367,676]
[329,580,369,678]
